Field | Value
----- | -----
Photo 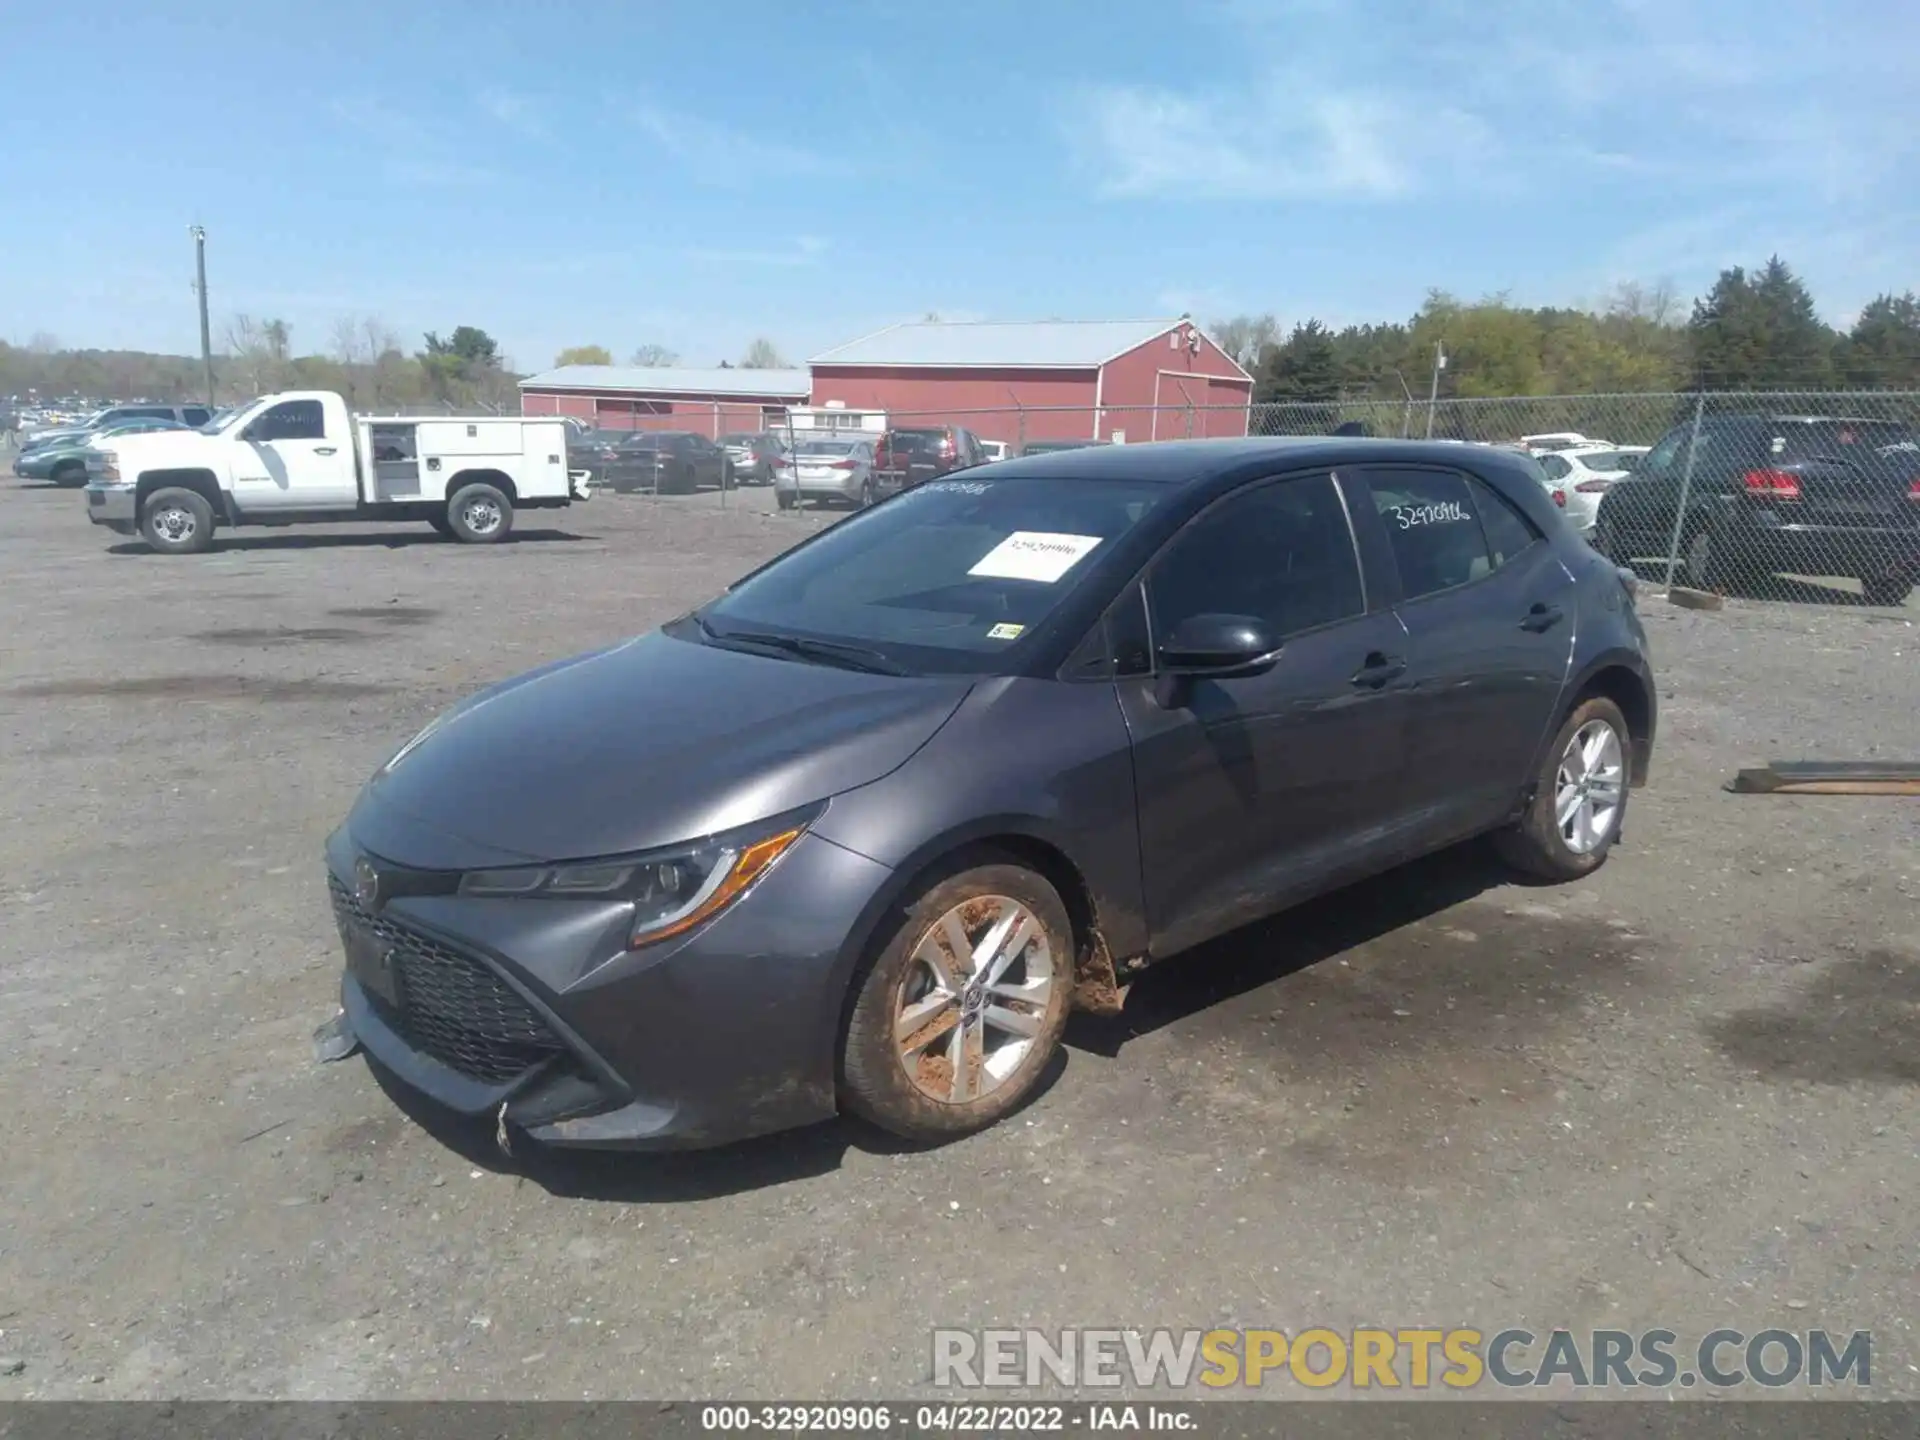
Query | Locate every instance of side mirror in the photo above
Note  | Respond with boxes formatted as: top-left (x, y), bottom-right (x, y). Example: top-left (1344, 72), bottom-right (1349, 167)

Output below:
top-left (1156, 613), bottom-right (1280, 677)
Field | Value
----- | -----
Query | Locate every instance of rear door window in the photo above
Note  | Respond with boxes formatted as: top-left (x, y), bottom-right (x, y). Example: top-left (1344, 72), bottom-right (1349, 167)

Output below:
top-left (1363, 469), bottom-right (1499, 599)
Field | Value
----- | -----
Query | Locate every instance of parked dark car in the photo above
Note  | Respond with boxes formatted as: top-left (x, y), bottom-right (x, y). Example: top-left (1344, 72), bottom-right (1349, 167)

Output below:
top-left (720, 432), bottom-right (789, 486)
top-left (323, 438), bottom-right (1655, 1154)
top-left (13, 417), bottom-right (190, 485)
top-left (22, 402), bottom-right (213, 451)
top-left (1592, 415), bottom-right (1920, 605)
top-left (565, 428), bottom-right (619, 486)
top-left (1020, 439), bottom-right (1108, 457)
top-left (599, 431), bottom-right (733, 494)
top-left (872, 425), bottom-right (988, 492)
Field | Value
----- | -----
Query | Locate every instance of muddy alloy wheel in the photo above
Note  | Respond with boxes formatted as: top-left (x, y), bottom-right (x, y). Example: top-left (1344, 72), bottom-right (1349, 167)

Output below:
top-left (139, 486), bottom-right (215, 555)
top-left (1493, 695), bottom-right (1630, 881)
top-left (840, 862), bottom-right (1073, 1141)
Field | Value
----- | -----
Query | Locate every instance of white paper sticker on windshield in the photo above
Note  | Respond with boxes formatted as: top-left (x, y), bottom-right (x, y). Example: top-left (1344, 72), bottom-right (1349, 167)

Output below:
top-left (968, 532), bottom-right (1104, 583)
top-left (986, 622), bottom-right (1026, 640)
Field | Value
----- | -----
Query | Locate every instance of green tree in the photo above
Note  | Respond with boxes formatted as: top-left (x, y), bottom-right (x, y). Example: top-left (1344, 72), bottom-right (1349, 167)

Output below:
top-left (420, 325), bottom-right (504, 404)
top-left (1255, 321), bottom-right (1342, 404)
top-left (554, 345), bottom-right (613, 367)
top-left (1837, 292), bottom-right (1920, 388)
top-left (1687, 257), bottom-right (1835, 388)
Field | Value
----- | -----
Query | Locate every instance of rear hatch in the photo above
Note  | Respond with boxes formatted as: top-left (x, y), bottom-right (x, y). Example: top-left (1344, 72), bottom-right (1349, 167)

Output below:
top-left (1754, 420), bottom-right (1920, 529)
top-left (887, 430), bottom-right (953, 482)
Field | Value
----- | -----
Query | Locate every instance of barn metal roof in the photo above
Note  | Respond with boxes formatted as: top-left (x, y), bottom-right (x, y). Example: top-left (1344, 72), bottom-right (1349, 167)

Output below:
top-left (518, 365), bottom-right (811, 398)
top-left (809, 319), bottom-right (1203, 370)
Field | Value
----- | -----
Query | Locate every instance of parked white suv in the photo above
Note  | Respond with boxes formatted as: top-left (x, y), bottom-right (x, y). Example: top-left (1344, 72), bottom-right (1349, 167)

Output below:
top-left (1534, 445), bottom-right (1650, 533)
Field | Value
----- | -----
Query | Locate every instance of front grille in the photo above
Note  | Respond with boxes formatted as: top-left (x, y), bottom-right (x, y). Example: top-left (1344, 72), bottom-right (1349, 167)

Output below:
top-left (329, 873), bottom-right (563, 1083)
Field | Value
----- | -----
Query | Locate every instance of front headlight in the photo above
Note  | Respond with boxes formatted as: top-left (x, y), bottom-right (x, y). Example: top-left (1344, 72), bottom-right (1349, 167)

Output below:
top-left (456, 807), bottom-right (817, 948)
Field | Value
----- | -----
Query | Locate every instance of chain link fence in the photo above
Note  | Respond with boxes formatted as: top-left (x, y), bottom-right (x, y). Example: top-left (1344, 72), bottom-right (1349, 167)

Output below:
top-left (584, 391), bottom-right (1920, 609)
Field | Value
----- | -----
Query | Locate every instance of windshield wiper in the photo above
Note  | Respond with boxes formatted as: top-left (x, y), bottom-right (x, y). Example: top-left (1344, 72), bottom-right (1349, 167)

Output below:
top-left (693, 616), bottom-right (912, 676)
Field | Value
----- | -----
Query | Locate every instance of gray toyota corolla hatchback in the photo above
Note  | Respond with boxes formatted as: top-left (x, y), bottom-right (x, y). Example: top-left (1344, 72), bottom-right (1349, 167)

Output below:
top-left (325, 438), bottom-right (1655, 1150)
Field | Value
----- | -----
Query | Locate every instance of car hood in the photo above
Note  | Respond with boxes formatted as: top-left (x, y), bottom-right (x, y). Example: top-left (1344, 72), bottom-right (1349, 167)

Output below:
top-left (351, 629), bottom-right (973, 867)
top-left (23, 427), bottom-right (89, 449)
top-left (99, 429), bottom-right (221, 467)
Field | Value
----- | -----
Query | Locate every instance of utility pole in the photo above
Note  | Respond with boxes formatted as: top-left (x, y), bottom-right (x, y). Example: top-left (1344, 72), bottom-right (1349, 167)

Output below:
top-left (1424, 342), bottom-right (1446, 438)
top-left (190, 225), bottom-right (214, 405)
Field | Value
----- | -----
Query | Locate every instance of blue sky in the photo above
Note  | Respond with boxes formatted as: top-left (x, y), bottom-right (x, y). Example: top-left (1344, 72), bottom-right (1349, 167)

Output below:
top-left (5, 0), bottom-right (1916, 369)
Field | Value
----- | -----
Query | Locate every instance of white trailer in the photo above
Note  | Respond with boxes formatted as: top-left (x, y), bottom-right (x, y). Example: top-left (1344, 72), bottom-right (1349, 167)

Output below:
top-left (83, 390), bottom-right (589, 554)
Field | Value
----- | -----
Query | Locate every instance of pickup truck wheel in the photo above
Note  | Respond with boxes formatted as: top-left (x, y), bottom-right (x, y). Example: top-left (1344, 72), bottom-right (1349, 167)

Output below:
top-left (840, 862), bottom-right (1072, 1142)
top-left (447, 483), bottom-right (513, 544)
top-left (140, 487), bottom-right (215, 555)
top-left (1493, 696), bottom-right (1630, 882)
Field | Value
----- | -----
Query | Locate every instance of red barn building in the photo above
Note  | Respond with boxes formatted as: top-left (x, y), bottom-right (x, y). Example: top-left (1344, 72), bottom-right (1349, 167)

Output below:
top-left (806, 318), bottom-right (1252, 448)
top-left (518, 365), bottom-right (811, 435)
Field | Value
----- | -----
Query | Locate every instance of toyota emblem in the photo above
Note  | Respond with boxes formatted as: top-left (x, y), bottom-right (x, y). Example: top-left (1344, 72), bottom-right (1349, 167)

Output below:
top-left (352, 856), bottom-right (381, 910)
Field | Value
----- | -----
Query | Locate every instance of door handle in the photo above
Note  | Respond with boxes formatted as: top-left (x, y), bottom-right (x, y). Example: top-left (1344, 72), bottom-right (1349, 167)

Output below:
top-left (1521, 602), bottom-right (1565, 632)
top-left (314, 446), bottom-right (337, 456)
top-left (1351, 652), bottom-right (1406, 689)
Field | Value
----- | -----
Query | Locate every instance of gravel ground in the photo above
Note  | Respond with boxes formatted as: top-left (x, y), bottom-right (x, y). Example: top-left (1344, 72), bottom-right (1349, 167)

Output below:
top-left (0, 478), bottom-right (1915, 1402)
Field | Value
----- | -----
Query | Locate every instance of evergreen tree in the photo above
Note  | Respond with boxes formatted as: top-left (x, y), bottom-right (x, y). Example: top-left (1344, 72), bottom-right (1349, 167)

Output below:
top-left (1688, 257), bottom-right (1834, 388)
top-left (1837, 293), bottom-right (1920, 388)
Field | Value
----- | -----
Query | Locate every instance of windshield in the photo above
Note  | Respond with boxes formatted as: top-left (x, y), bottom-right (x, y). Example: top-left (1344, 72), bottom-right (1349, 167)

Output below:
top-left (694, 475), bottom-right (1164, 674)
top-left (207, 404), bottom-right (257, 434)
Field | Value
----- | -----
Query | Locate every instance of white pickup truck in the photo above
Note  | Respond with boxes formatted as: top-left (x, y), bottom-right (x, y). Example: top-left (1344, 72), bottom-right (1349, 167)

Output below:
top-left (84, 390), bottom-right (589, 554)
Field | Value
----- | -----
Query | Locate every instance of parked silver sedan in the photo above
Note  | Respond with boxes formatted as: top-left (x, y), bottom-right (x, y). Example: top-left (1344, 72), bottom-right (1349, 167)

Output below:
top-left (774, 438), bottom-right (878, 510)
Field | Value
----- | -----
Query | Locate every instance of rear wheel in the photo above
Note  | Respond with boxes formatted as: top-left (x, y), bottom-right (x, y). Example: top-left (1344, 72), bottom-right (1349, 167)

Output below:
top-left (1862, 574), bottom-right (1913, 607)
top-left (858, 479), bottom-right (875, 508)
top-left (52, 461), bottom-right (88, 488)
top-left (140, 487), bottom-right (215, 555)
top-left (1685, 526), bottom-right (1729, 592)
top-left (447, 482), bottom-right (513, 544)
top-left (775, 491), bottom-right (796, 511)
top-left (1590, 513), bottom-right (1625, 563)
top-left (1494, 696), bottom-right (1630, 881)
top-left (840, 862), bottom-right (1073, 1142)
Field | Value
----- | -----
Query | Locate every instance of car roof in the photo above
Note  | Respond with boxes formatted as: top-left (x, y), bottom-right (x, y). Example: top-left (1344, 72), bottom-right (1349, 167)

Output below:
top-left (978, 436), bottom-right (1550, 488)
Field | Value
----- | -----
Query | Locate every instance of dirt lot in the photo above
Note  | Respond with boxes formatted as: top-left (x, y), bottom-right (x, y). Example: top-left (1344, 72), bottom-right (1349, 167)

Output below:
top-left (0, 479), bottom-right (1915, 1401)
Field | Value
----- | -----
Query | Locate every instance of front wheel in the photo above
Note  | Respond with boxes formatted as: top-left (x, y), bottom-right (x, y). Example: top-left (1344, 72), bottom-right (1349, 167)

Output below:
top-left (1493, 696), bottom-right (1630, 881)
top-left (840, 862), bottom-right (1073, 1142)
top-left (447, 482), bottom-right (513, 544)
top-left (140, 487), bottom-right (215, 555)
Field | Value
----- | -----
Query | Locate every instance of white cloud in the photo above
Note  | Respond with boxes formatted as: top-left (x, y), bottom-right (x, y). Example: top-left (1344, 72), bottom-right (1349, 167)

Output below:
top-left (479, 89), bottom-right (546, 138)
top-left (683, 237), bottom-right (831, 269)
top-left (632, 104), bottom-right (850, 183)
top-left (1067, 78), bottom-right (1436, 201)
